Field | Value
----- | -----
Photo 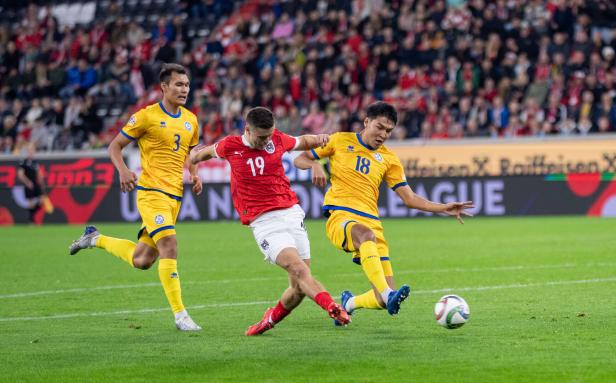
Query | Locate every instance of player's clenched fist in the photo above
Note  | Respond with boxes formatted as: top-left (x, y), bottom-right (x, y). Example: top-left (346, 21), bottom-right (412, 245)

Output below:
top-left (190, 174), bottom-right (203, 195)
top-left (119, 168), bottom-right (138, 192)
top-left (311, 162), bottom-right (328, 187)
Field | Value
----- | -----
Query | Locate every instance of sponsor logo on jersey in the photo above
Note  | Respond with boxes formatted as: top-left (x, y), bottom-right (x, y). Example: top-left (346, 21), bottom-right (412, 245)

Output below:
top-left (128, 115), bottom-right (136, 126)
top-left (160, 121), bottom-right (167, 128)
top-left (374, 153), bottom-right (383, 162)
top-left (347, 145), bottom-right (354, 152)
top-left (264, 141), bottom-right (275, 154)
top-left (260, 239), bottom-right (270, 250)
top-left (184, 121), bottom-right (192, 131)
top-left (155, 214), bottom-right (165, 225)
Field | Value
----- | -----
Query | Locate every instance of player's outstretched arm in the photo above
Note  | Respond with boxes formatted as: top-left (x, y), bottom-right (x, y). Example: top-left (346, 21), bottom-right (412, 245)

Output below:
top-left (395, 185), bottom-right (474, 224)
top-left (296, 134), bottom-right (329, 151)
top-left (294, 151), bottom-right (328, 187)
top-left (189, 144), bottom-right (217, 164)
top-left (108, 133), bottom-right (138, 192)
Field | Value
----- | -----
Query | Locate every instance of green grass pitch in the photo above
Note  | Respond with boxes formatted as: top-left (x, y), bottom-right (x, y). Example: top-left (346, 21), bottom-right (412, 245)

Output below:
top-left (1, 217), bottom-right (615, 382)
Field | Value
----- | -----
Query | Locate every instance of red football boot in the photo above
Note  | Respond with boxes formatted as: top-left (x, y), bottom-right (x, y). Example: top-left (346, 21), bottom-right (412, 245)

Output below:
top-left (327, 302), bottom-right (350, 326)
top-left (245, 307), bottom-right (275, 336)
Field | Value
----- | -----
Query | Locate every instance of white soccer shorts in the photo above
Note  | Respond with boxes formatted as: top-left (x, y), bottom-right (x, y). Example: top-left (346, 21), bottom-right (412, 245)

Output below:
top-left (249, 204), bottom-right (311, 264)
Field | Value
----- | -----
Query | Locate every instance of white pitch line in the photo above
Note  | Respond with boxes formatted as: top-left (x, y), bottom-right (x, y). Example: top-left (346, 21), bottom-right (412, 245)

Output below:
top-left (411, 276), bottom-right (616, 295)
top-left (2, 277), bottom-right (616, 323)
top-left (0, 262), bottom-right (608, 300)
top-left (0, 301), bottom-right (275, 322)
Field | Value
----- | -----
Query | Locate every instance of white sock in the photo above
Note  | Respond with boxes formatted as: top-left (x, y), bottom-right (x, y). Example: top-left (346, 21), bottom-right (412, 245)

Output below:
top-left (344, 297), bottom-right (356, 312)
top-left (174, 310), bottom-right (188, 321)
top-left (380, 287), bottom-right (394, 304)
top-left (89, 235), bottom-right (100, 247)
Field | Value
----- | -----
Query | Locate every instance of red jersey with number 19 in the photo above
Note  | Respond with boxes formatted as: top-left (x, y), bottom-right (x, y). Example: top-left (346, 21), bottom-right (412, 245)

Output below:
top-left (214, 130), bottom-right (300, 225)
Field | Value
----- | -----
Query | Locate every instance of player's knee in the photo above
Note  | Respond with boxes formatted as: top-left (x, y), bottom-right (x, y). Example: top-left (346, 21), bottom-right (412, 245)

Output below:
top-left (287, 261), bottom-right (310, 281)
top-left (156, 236), bottom-right (177, 258)
top-left (353, 225), bottom-right (376, 245)
top-left (133, 256), bottom-right (154, 270)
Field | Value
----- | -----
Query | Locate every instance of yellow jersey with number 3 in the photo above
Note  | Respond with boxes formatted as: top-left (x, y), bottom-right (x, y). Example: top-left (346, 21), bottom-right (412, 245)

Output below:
top-left (311, 132), bottom-right (407, 219)
top-left (121, 102), bottom-right (199, 197)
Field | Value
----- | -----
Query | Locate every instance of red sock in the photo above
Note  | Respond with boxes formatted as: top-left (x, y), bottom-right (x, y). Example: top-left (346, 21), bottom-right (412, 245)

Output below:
top-left (314, 291), bottom-right (335, 311)
top-left (271, 301), bottom-right (291, 323)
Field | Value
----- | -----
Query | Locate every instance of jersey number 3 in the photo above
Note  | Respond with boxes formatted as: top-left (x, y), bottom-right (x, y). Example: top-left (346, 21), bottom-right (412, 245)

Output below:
top-left (247, 156), bottom-right (265, 176)
top-left (355, 156), bottom-right (371, 174)
top-left (172, 134), bottom-right (181, 151)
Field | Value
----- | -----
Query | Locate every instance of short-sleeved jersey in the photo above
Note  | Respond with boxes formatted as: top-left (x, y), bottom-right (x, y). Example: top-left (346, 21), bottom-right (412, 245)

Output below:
top-left (215, 130), bottom-right (299, 225)
top-left (311, 132), bottom-right (407, 219)
top-left (121, 102), bottom-right (199, 197)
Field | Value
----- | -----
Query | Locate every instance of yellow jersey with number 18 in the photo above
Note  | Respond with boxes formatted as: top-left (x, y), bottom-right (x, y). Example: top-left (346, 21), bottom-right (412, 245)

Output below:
top-left (311, 132), bottom-right (407, 219)
top-left (121, 102), bottom-right (199, 198)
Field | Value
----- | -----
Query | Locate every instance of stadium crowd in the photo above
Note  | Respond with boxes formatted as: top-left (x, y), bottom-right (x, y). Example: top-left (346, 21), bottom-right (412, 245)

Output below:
top-left (1, 0), bottom-right (616, 155)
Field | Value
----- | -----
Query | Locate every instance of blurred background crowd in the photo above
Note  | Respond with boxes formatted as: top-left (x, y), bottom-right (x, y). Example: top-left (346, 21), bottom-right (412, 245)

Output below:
top-left (1, 0), bottom-right (616, 155)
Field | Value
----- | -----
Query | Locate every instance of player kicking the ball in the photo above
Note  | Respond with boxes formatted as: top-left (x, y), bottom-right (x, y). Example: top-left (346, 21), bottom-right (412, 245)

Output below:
top-left (190, 107), bottom-right (350, 336)
top-left (294, 101), bottom-right (474, 323)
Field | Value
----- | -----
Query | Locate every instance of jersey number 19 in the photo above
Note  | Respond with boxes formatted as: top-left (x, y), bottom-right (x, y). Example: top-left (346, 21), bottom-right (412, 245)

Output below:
top-left (247, 157), bottom-right (265, 176)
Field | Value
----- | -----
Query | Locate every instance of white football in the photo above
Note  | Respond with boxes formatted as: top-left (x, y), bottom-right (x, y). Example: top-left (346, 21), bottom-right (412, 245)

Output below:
top-left (434, 294), bottom-right (470, 329)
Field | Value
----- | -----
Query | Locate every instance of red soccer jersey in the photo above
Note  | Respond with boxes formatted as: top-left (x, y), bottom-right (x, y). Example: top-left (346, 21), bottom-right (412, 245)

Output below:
top-left (214, 130), bottom-right (300, 224)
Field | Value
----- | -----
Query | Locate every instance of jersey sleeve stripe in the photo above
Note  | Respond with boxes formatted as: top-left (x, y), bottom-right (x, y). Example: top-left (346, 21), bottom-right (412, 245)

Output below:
top-left (293, 136), bottom-right (300, 150)
top-left (213, 143), bottom-right (220, 158)
top-left (149, 225), bottom-right (175, 237)
top-left (391, 181), bottom-right (408, 191)
top-left (310, 148), bottom-right (320, 160)
top-left (121, 130), bottom-right (136, 140)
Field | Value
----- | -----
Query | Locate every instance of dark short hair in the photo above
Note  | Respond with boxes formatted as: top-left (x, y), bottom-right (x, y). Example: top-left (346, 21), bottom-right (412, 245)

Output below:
top-left (366, 101), bottom-right (398, 125)
top-left (159, 63), bottom-right (190, 84)
top-left (246, 107), bottom-right (274, 130)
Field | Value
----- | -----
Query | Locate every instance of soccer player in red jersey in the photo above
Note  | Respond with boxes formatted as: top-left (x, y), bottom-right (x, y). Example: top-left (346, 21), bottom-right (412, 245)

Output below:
top-left (190, 107), bottom-right (350, 335)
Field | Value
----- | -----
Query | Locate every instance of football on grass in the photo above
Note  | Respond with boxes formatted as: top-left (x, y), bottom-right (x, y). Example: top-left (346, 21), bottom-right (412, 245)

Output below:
top-left (434, 295), bottom-right (470, 329)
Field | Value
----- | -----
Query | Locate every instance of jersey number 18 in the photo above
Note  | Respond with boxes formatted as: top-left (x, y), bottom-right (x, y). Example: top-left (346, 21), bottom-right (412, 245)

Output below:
top-left (355, 155), bottom-right (371, 174)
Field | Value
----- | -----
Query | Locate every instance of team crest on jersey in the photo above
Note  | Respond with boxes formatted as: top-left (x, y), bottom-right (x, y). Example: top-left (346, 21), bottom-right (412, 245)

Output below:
top-left (128, 115), bottom-right (136, 126)
top-left (373, 153), bottom-right (383, 162)
top-left (184, 121), bottom-right (192, 131)
top-left (260, 239), bottom-right (270, 250)
top-left (264, 141), bottom-right (275, 154)
top-left (347, 145), bottom-right (355, 152)
top-left (160, 121), bottom-right (167, 128)
top-left (155, 214), bottom-right (165, 225)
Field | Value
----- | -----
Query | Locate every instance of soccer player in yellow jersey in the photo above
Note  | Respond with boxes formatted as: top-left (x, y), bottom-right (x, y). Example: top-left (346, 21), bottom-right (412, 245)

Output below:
top-left (69, 63), bottom-right (203, 331)
top-left (294, 101), bottom-right (474, 320)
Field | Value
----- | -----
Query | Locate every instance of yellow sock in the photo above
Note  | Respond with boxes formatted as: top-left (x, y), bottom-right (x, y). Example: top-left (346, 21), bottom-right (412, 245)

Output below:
top-left (96, 235), bottom-right (135, 267)
top-left (359, 241), bottom-right (389, 293)
top-left (354, 289), bottom-right (385, 310)
top-left (158, 258), bottom-right (185, 314)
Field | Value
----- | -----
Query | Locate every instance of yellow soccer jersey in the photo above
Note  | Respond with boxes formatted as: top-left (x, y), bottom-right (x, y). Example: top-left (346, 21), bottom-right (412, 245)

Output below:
top-left (121, 102), bottom-right (199, 197)
top-left (311, 132), bottom-right (407, 219)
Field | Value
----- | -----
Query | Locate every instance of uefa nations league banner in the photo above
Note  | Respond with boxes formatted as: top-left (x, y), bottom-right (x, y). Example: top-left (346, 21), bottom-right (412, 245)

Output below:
top-left (0, 170), bottom-right (615, 224)
top-left (1, 135), bottom-right (616, 224)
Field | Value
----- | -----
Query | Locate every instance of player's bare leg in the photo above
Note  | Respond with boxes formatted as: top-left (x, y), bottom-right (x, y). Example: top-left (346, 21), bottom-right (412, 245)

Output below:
top-left (246, 261), bottom-right (307, 336)
top-left (277, 248), bottom-right (350, 324)
top-left (156, 235), bottom-right (201, 331)
top-left (246, 253), bottom-right (349, 336)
